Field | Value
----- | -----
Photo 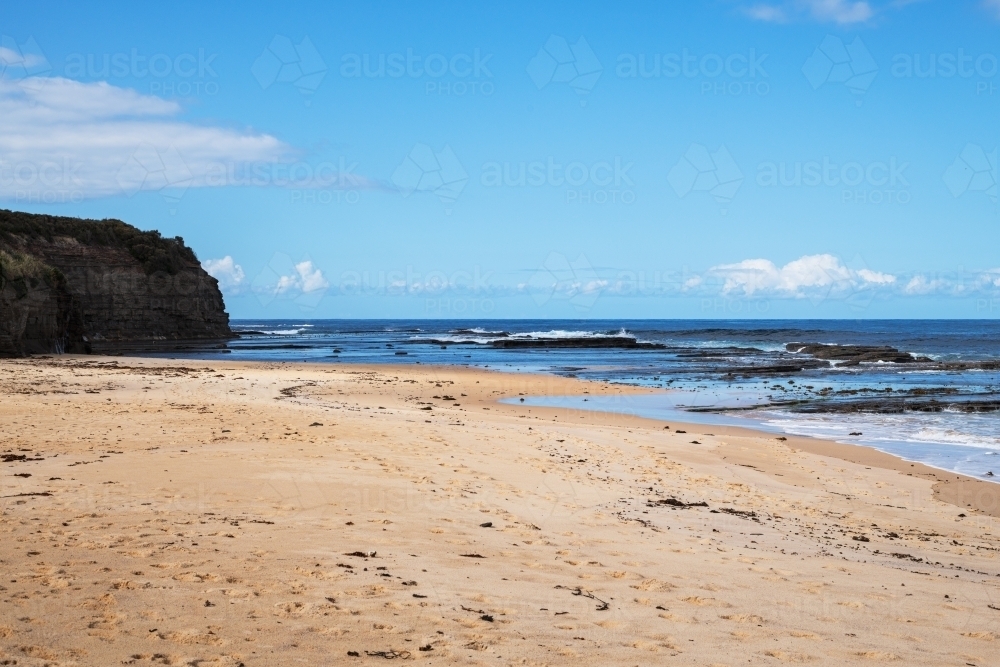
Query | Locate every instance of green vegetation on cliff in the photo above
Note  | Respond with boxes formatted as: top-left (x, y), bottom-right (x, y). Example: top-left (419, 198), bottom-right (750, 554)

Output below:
top-left (0, 247), bottom-right (64, 297)
top-left (0, 209), bottom-right (198, 275)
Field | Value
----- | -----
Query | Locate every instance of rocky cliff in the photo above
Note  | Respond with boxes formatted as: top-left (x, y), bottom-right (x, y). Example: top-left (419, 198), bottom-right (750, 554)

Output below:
top-left (0, 209), bottom-right (232, 357)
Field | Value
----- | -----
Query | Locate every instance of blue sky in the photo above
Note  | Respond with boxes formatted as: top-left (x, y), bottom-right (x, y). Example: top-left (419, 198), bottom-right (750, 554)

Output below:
top-left (2, 0), bottom-right (999, 319)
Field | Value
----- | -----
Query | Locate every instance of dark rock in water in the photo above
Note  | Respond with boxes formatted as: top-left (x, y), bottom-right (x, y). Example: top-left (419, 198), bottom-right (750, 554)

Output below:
top-left (786, 342), bottom-right (931, 365)
top-left (1, 209), bottom-right (232, 357)
top-left (722, 361), bottom-right (828, 376)
top-left (790, 397), bottom-right (1000, 414)
top-left (417, 334), bottom-right (664, 350)
top-left (489, 336), bottom-right (665, 350)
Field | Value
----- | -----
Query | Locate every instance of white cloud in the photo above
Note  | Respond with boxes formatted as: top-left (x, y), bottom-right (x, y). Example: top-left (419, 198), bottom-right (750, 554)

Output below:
top-left (856, 268), bottom-right (896, 285)
top-left (904, 275), bottom-right (947, 294)
top-left (274, 261), bottom-right (329, 294)
top-left (744, 4), bottom-right (788, 21)
top-left (742, 0), bottom-right (874, 23)
top-left (0, 76), bottom-right (292, 198)
top-left (709, 254), bottom-right (896, 297)
top-left (807, 0), bottom-right (873, 23)
top-left (202, 256), bottom-right (246, 292)
top-left (683, 276), bottom-right (703, 290)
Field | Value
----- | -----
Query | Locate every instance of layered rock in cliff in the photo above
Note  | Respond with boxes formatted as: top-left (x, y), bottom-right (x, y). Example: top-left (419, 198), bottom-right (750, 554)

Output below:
top-left (0, 209), bottom-right (232, 357)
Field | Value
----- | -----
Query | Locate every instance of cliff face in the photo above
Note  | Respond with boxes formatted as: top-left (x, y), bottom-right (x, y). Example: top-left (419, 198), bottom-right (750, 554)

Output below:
top-left (0, 210), bottom-right (232, 357)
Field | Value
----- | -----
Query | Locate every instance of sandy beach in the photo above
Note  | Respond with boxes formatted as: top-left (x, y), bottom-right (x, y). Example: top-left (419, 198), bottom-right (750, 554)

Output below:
top-left (2, 356), bottom-right (999, 666)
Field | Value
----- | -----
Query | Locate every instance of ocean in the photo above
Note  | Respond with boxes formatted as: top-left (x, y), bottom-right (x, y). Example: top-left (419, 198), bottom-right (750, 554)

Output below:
top-left (154, 319), bottom-right (1000, 482)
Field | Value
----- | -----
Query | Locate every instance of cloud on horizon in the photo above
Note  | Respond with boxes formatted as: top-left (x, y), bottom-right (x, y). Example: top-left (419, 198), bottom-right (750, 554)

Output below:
top-left (741, 0), bottom-right (875, 24)
top-left (204, 252), bottom-right (1000, 306)
top-left (708, 254), bottom-right (895, 297)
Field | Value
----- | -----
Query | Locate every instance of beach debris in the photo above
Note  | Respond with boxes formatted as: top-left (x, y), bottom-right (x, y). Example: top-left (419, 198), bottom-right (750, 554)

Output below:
top-left (460, 553), bottom-right (485, 558)
top-left (479, 521), bottom-right (493, 528)
top-left (461, 605), bottom-right (495, 621)
top-left (852, 535), bottom-right (870, 542)
top-left (2, 453), bottom-right (43, 462)
top-left (419, 644), bottom-right (433, 651)
top-left (889, 552), bottom-right (923, 563)
top-left (1, 491), bottom-right (52, 498)
top-left (717, 507), bottom-right (760, 522)
top-left (309, 422), bottom-right (323, 426)
top-left (366, 650), bottom-right (411, 659)
top-left (344, 551), bottom-right (377, 558)
top-left (675, 430), bottom-right (686, 433)
top-left (555, 585), bottom-right (609, 611)
top-left (347, 651), bottom-right (360, 657)
top-left (412, 593), bottom-right (427, 598)
top-left (647, 497), bottom-right (708, 509)
top-left (14, 473), bottom-right (31, 477)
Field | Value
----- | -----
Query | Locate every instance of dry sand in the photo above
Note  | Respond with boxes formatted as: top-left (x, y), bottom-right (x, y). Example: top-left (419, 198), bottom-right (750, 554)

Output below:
top-left (1, 356), bottom-right (999, 666)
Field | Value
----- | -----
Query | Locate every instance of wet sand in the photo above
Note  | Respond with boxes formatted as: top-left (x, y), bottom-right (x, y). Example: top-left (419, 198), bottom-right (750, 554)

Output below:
top-left (1, 356), bottom-right (999, 666)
